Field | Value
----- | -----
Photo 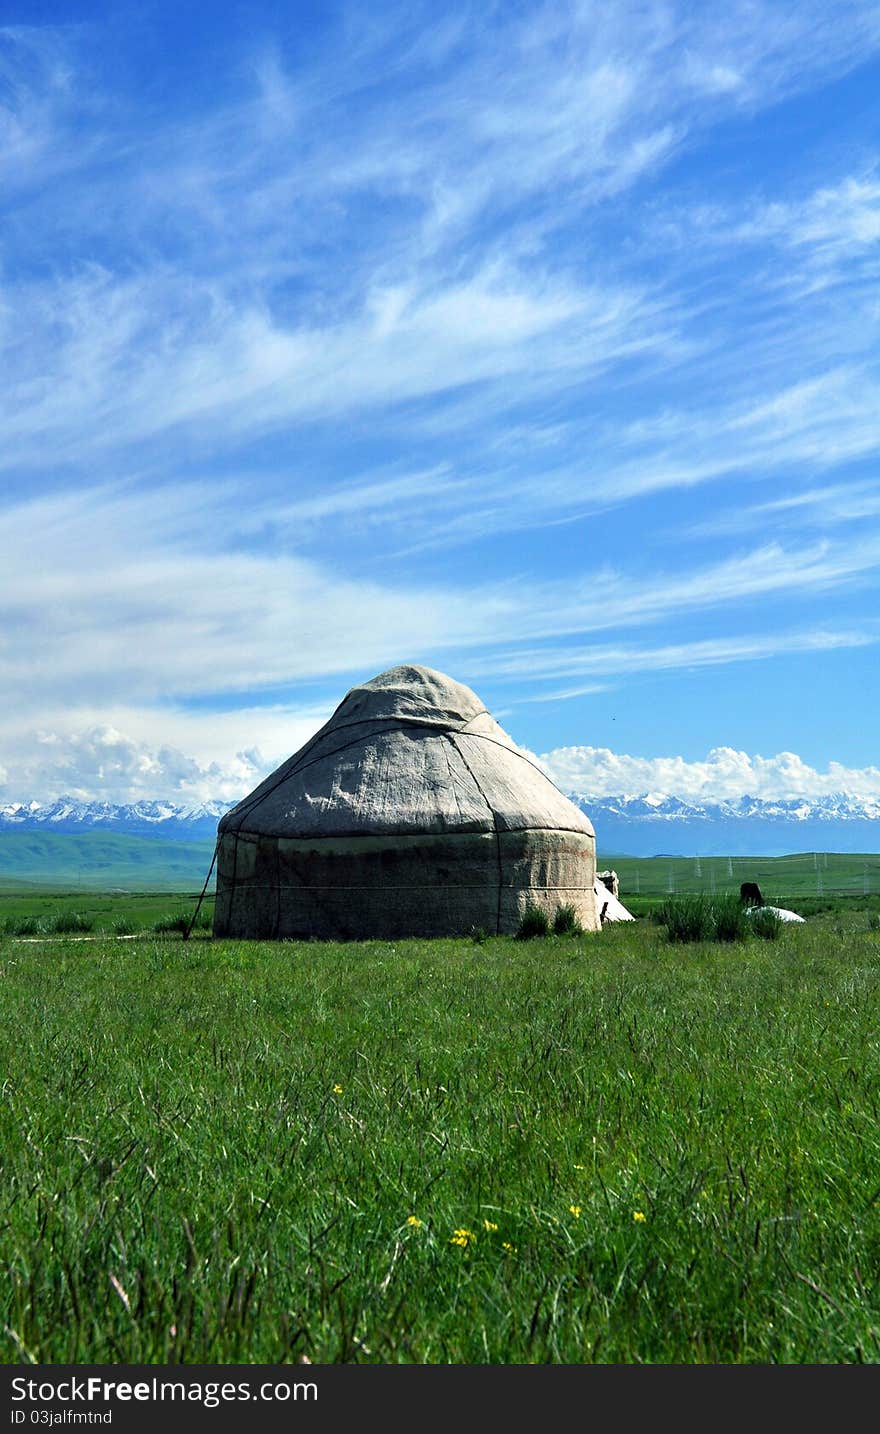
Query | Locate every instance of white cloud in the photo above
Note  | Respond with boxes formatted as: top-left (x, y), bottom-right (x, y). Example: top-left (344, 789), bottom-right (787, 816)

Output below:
top-left (0, 261), bottom-right (669, 473)
top-left (0, 25), bottom-right (80, 191)
top-left (683, 479), bottom-right (880, 540)
top-left (493, 626), bottom-right (878, 688)
top-left (4, 7), bottom-right (880, 482)
top-left (538, 744), bottom-right (880, 802)
top-left (3, 483), bottom-right (880, 731)
top-left (8, 714), bottom-right (880, 808)
top-left (0, 703), bottom-right (330, 804)
top-left (310, 366), bottom-right (880, 554)
top-left (652, 167), bottom-right (880, 304)
top-left (735, 174), bottom-right (880, 294)
top-left (28, 725), bottom-right (250, 804)
top-left (603, 369), bottom-right (880, 503)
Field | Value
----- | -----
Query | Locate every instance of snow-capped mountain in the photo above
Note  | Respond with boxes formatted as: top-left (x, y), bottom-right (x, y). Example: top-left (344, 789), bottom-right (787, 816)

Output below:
top-left (0, 797), bottom-right (230, 839)
top-left (569, 793), bottom-right (880, 856)
top-left (1, 792), bottom-right (879, 854)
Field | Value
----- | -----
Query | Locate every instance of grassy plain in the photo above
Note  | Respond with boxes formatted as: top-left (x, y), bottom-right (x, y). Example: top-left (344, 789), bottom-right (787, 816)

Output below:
top-left (2, 848), bottom-right (878, 936)
top-left (0, 889), bottom-right (214, 935)
top-left (3, 834), bottom-right (879, 907)
top-left (0, 831), bottom-right (216, 890)
top-left (604, 850), bottom-right (880, 917)
top-left (2, 901), bottom-right (880, 1363)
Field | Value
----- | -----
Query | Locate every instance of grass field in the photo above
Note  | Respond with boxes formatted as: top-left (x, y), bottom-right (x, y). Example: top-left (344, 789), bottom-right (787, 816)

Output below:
top-left (3, 834), bottom-right (879, 910)
top-left (2, 901), bottom-right (880, 1363)
top-left (604, 851), bottom-right (880, 917)
top-left (2, 849), bottom-right (878, 936)
top-left (0, 889), bottom-right (215, 936)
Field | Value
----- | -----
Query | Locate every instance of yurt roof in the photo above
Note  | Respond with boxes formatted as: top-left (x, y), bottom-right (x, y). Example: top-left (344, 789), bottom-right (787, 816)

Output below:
top-left (219, 663), bottom-right (594, 841)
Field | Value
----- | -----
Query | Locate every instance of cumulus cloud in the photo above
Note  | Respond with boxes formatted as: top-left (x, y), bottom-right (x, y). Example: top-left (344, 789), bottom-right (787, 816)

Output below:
top-left (0, 703), bottom-right (331, 805)
top-left (538, 745), bottom-right (880, 802)
top-left (14, 726), bottom-right (264, 805)
top-left (8, 720), bottom-right (880, 808)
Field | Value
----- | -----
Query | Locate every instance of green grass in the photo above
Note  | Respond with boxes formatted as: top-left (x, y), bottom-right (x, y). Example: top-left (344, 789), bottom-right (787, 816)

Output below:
top-left (2, 915), bottom-right (44, 936)
top-left (656, 893), bottom-right (752, 944)
top-left (552, 903), bottom-right (583, 936)
top-left (748, 907), bottom-right (784, 942)
top-left (515, 903), bottom-right (551, 939)
top-left (48, 911), bottom-right (94, 934)
top-left (153, 909), bottom-right (212, 936)
top-left (0, 891), bottom-right (214, 936)
top-left (152, 912), bottom-right (194, 935)
top-left (2, 911), bottom-right (880, 1363)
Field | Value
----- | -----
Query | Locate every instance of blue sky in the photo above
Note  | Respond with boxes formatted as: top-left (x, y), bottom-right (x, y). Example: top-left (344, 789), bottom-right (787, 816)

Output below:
top-left (2, 1), bottom-right (880, 805)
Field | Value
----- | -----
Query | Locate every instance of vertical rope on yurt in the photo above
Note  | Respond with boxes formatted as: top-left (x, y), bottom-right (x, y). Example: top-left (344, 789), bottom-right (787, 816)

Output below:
top-left (184, 840), bottom-right (219, 942)
top-left (448, 734), bottom-right (504, 936)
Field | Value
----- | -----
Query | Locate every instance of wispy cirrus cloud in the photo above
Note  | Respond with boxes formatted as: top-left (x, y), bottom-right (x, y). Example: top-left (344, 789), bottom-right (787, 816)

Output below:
top-left (683, 479), bottom-right (880, 541)
top-left (496, 627), bottom-right (878, 696)
top-left (677, 171), bottom-right (880, 298)
top-left (2, 483), bottom-right (879, 727)
top-left (385, 369), bottom-right (880, 554)
top-left (0, 24), bottom-right (82, 190)
top-left (0, 263), bottom-right (671, 474)
top-left (3, 5), bottom-right (880, 483)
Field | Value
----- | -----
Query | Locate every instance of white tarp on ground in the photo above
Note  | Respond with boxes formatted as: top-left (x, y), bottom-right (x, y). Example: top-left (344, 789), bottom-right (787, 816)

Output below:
top-left (594, 877), bottom-right (635, 923)
top-left (746, 905), bottom-right (806, 924)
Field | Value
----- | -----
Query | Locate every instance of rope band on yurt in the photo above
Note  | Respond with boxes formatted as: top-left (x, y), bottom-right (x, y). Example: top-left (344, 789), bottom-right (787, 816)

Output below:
top-left (224, 718), bottom-right (577, 838)
top-left (447, 733), bottom-right (504, 936)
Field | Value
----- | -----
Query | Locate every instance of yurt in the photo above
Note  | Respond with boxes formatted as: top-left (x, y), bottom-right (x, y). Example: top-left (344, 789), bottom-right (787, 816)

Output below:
top-left (213, 663), bottom-right (600, 939)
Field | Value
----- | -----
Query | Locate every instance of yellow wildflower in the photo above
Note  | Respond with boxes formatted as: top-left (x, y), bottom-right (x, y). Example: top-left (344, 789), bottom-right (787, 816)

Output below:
top-left (569, 1205), bottom-right (581, 1219)
top-left (332, 1084), bottom-right (343, 1094)
top-left (483, 1219), bottom-right (498, 1232)
top-left (450, 1227), bottom-right (475, 1248)
top-left (633, 1210), bottom-right (647, 1223)
top-left (406, 1216), bottom-right (423, 1228)
top-left (502, 1241), bottom-right (517, 1254)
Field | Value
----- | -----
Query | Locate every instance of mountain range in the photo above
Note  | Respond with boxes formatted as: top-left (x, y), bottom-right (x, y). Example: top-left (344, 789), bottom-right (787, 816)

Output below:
top-left (2, 793), bottom-right (880, 856)
top-left (567, 792), bottom-right (880, 856)
top-left (0, 798), bottom-right (227, 840)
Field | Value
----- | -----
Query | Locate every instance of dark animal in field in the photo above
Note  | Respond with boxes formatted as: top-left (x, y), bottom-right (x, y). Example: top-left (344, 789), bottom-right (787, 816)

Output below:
top-left (740, 881), bottom-right (764, 907)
